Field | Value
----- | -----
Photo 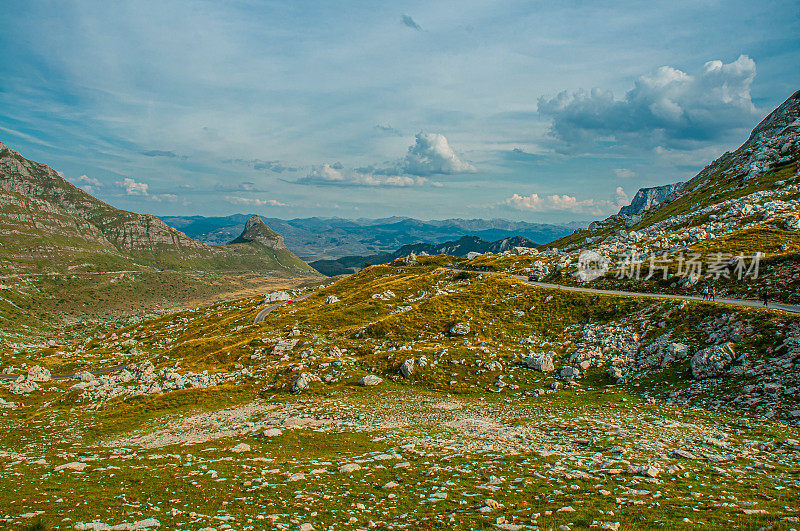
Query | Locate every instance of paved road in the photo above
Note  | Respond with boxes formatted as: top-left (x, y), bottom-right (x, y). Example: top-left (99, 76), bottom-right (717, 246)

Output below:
top-left (513, 276), bottom-right (800, 314)
top-left (254, 292), bottom-right (314, 324)
top-left (0, 364), bottom-right (127, 381)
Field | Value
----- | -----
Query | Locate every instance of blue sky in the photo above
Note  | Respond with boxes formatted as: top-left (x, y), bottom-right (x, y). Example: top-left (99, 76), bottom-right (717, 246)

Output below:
top-left (1, 0), bottom-right (799, 222)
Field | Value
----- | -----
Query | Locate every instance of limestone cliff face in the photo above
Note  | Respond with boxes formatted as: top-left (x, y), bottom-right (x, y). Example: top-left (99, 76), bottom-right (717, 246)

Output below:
top-left (228, 215), bottom-right (288, 250)
top-left (618, 183), bottom-right (685, 216)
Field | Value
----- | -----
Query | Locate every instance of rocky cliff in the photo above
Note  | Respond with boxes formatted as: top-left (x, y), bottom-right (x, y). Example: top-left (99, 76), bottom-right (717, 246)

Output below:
top-left (618, 182), bottom-right (685, 216)
top-left (228, 215), bottom-right (288, 250)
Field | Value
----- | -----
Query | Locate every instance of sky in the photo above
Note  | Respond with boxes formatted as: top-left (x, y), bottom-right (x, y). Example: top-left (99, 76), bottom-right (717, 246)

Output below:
top-left (1, 0), bottom-right (799, 223)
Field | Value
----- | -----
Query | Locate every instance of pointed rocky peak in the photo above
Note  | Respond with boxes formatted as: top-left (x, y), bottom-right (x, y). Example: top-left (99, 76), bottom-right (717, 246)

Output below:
top-left (228, 214), bottom-right (287, 250)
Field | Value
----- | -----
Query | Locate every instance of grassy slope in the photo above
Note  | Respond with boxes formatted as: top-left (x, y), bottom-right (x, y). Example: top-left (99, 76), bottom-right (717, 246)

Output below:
top-left (2, 258), bottom-right (799, 529)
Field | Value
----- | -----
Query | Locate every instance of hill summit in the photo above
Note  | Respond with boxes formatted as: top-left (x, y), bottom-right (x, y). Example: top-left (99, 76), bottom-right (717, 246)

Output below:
top-left (229, 215), bottom-right (288, 250)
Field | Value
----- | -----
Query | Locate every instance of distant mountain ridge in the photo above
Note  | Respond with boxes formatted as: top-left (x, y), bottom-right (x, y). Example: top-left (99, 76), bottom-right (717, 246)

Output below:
top-left (0, 142), bottom-right (315, 275)
top-left (160, 214), bottom-right (581, 260)
top-left (309, 235), bottom-right (538, 276)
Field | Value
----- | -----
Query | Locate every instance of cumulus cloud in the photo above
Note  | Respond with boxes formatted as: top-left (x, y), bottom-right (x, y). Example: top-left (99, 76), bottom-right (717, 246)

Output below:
top-left (538, 55), bottom-right (759, 152)
top-left (402, 14), bottom-right (422, 31)
top-left (115, 177), bottom-right (149, 196)
top-left (224, 196), bottom-right (287, 206)
top-left (503, 187), bottom-right (629, 215)
top-left (614, 168), bottom-right (637, 179)
top-left (72, 174), bottom-right (102, 194)
top-left (402, 132), bottom-right (476, 176)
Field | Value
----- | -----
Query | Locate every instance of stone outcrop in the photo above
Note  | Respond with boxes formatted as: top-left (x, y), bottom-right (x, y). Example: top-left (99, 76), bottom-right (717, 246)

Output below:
top-left (618, 183), bottom-right (685, 216)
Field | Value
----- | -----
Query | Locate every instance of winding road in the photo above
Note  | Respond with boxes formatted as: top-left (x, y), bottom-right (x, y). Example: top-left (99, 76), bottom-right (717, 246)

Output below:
top-left (254, 292), bottom-right (314, 324)
top-left (513, 276), bottom-right (800, 314)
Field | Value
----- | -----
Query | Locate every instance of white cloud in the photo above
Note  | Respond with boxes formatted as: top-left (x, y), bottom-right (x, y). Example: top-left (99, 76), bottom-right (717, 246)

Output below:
top-left (297, 163), bottom-right (428, 187)
top-left (614, 186), bottom-right (629, 206)
top-left (538, 55), bottom-right (760, 152)
top-left (224, 196), bottom-right (287, 206)
top-left (614, 168), bottom-right (637, 179)
top-left (503, 186), bottom-right (629, 215)
top-left (150, 193), bottom-right (178, 202)
top-left (76, 174), bottom-right (102, 187)
top-left (115, 177), bottom-right (149, 195)
top-left (402, 132), bottom-right (476, 176)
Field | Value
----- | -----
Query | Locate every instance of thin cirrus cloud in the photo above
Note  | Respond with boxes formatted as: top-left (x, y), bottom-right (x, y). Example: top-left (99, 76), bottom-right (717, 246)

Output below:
top-left (224, 196), bottom-right (287, 207)
top-left (401, 14), bottom-right (422, 31)
top-left (538, 55), bottom-right (760, 153)
top-left (140, 149), bottom-right (179, 158)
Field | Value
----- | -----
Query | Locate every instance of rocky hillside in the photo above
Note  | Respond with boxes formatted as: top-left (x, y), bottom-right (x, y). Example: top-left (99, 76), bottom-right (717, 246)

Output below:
top-left (464, 90), bottom-right (800, 302)
top-left (0, 142), bottom-right (316, 275)
top-left (2, 256), bottom-right (799, 530)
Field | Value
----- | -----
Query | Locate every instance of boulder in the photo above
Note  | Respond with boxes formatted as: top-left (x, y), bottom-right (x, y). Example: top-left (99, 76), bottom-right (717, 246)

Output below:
top-left (324, 295), bottom-right (340, 305)
top-left (560, 366), bottom-right (579, 379)
top-left (785, 216), bottom-right (800, 231)
top-left (691, 342), bottom-right (736, 379)
top-left (358, 375), bottom-right (383, 386)
top-left (523, 352), bottom-right (555, 372)
top-left (292, 374), bottom-right (311, 393)
top-left (264, 290), bottom-right (291, 303)
top-left (9, 379), bottom-right (38, 395)
top-left (263, 428), bottom-right (283, 437)
top-left (230, 443), bottom-right (251, 453)
top-left (76, 370), bottom-right (95, 382)
top-left (26, 365), bottom-right (51, 382)
top-left (449, 322), bottom-right (470, 336)
top-left (399, 359), bottom-right (414, 378)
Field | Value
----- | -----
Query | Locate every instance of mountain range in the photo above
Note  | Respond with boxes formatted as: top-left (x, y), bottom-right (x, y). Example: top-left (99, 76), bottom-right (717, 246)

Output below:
top-left (159, 215), bottom-right (583, 261)
top-left (0, 142), bottom-right (314, 275)
top-left (309, 234), bottom-right (538, 276)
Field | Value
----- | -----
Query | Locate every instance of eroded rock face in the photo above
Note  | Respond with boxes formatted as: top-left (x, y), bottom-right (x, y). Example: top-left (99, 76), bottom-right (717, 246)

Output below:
top-left (691, 342), bottom-right (736, 379)
top-left (229, 215), bottom-right (288, 250)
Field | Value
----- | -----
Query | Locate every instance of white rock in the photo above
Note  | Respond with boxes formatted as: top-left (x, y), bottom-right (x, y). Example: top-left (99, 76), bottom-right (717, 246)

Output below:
top-left (524, 352), bottom-right (555, 372)
top-left (263, 428), bottom-right (283, 437)
top-left (338, 463), bottom-right (362, 473)
top-left (55, 462), bottom-right (88, 472)
top-left (324, 295), bottom-right (340, 305)
top-left (230, 443), bottom-right (251, 453)
top-left (26, 365), bottom-right (51, 382)
top-left (358, 375), bottom-right (383, 386)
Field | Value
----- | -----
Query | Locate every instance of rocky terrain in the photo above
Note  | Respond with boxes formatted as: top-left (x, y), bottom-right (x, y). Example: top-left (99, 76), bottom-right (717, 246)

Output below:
top-left (2, 256), bottom-right (799, 530)
top-left (0, 141), bottom-right (315, 275)
top-left (2, 94), bottom-right (800, 531)
top-left (462, 90), bottom-right (800, 303)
